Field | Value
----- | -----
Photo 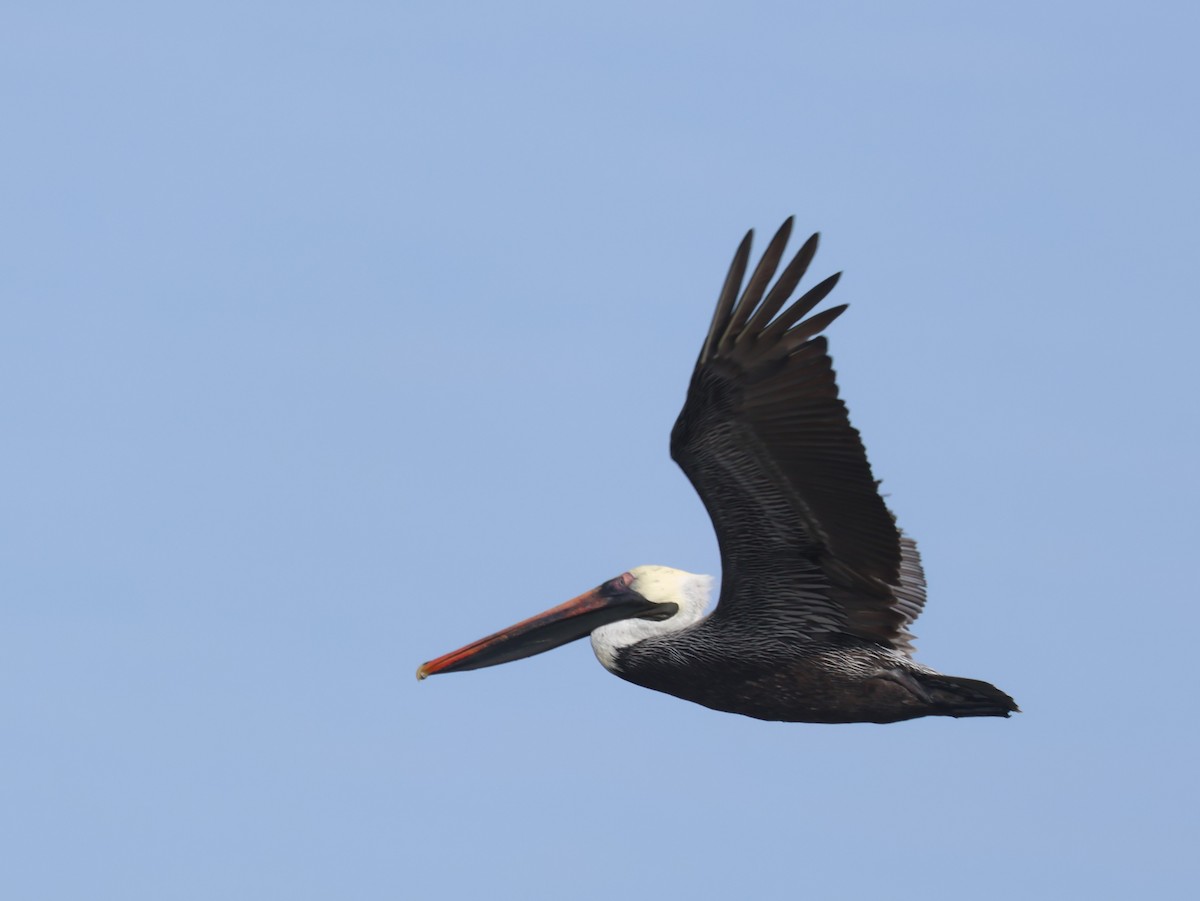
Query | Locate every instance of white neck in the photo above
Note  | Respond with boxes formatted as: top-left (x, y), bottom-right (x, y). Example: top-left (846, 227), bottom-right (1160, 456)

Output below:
top-left (590, 565), bottom-right (713, 672)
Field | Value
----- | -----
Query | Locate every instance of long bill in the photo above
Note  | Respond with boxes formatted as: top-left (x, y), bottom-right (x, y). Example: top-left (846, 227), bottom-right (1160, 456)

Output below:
top-left (417, 573), bottom-right (675, 679)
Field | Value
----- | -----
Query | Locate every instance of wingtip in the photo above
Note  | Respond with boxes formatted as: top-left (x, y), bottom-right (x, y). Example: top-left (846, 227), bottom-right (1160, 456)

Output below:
top-left (770, 217), bottom-right (795, 248)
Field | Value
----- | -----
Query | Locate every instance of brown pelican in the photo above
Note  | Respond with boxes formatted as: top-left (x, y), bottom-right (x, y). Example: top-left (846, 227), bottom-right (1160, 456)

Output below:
top-left (418, 219), bottom-right (1018, 724)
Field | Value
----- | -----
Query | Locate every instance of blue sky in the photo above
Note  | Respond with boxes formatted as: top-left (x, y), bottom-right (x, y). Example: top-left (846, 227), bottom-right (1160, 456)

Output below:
top-left (3, 2), bottom-right (1197, 898)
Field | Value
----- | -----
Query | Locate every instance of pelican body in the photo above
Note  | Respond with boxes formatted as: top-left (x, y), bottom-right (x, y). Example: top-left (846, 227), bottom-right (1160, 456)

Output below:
top-left (418, 220), bottom-right (1018, 724)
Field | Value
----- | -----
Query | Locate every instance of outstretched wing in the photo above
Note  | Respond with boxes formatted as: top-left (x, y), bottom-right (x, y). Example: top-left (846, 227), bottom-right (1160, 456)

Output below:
top-left (670, 218), bottom-right (926, 652)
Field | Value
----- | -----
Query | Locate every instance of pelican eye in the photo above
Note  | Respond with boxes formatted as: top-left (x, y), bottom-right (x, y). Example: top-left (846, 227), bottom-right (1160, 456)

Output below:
top-left (609, 572), bottom-right (634, 592)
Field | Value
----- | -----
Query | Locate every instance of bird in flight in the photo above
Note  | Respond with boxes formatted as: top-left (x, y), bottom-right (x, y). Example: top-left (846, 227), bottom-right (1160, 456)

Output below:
top-left (418, 219), bottom-right (1018, 723)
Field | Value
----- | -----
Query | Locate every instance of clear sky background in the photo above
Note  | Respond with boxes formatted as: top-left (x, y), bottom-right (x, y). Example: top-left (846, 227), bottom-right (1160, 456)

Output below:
top-left (3, 2), bottom-right (1197, 899)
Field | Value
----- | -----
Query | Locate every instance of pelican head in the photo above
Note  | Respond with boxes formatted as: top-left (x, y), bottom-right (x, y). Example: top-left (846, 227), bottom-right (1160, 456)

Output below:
top-left (590, 566), bottom-right (713, 671)
top-left (416, 565), bottom-right (713, 680)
